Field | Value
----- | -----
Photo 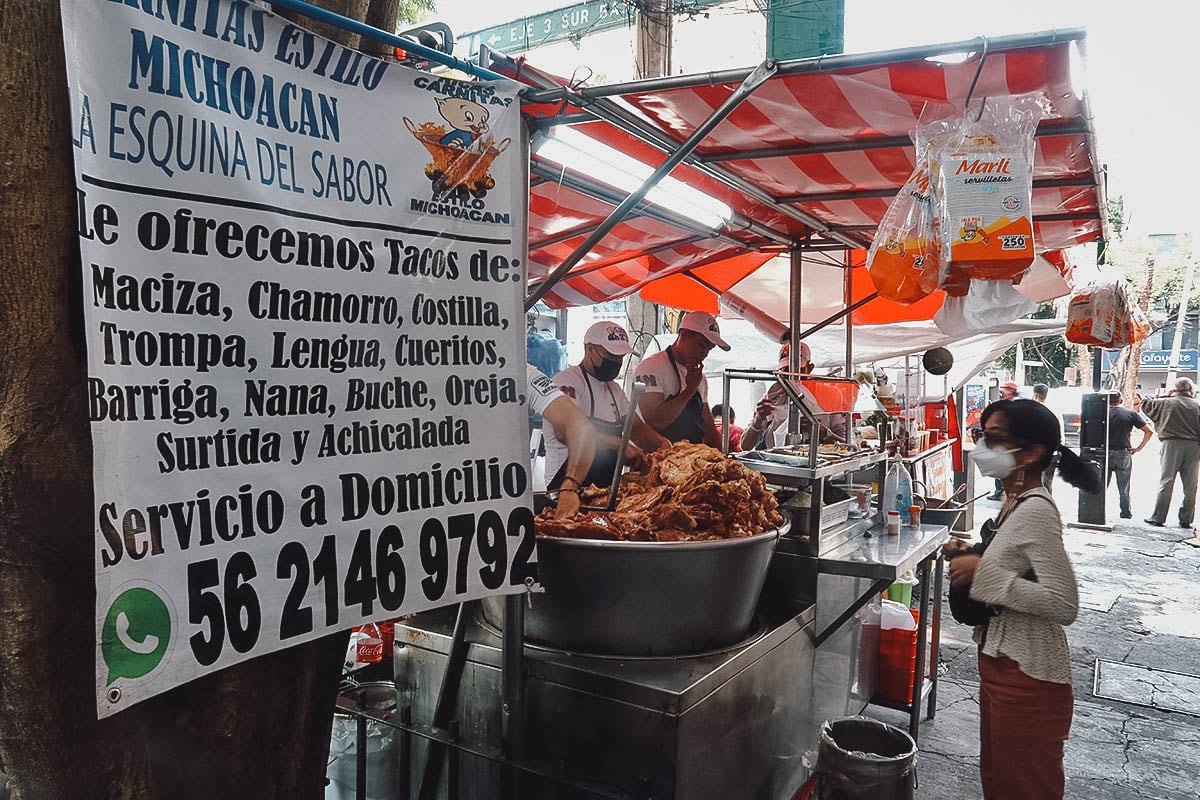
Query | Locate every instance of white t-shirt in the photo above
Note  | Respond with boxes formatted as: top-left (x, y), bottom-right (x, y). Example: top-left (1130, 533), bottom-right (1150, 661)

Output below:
top-left (754, 383), bottom-right (846, 447)
top-left (543, 364), bottom-right (630, 480)
top-left (526, 364), bottom-right (563, 416)
top-left (633, 349), bottom-right (709, 404)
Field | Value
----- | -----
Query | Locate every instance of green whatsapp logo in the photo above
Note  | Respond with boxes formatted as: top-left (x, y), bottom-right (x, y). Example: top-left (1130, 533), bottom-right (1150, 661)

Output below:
top-left (102, 587), bottom-right (171, 685)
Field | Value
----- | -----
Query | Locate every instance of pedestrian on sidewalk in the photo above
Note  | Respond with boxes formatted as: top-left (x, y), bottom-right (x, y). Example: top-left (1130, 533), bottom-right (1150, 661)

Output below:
top-left (1033, 383), bottom-right (1058, 488)
top-left (1139, 378), bottom-right (1200, 529)
top-left (943, 398), bottom-right (1101, 800)
top-left (1106, 392), bottom-right (1152, 519)
top-left (984, 381), bottom-right (1020, 501)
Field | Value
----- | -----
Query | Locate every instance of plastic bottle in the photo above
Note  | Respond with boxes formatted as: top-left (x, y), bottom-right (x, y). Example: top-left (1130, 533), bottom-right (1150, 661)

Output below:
top-left (883, 462), bottom-right (914, 516)
top-left (355, 623), bottom-right (384, 665)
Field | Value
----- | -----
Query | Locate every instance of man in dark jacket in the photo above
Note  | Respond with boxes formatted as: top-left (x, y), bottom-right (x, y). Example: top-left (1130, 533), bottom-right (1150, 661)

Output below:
top-left (1107, 392), bottom-right (1152, 519)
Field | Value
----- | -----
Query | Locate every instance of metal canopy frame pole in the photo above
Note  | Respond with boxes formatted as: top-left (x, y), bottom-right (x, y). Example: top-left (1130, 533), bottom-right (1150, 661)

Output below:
top-left (527, 162), bottom-right (744, 246)
top-left (777, 171), bottom-right (1094, 204)
top-left (524, 60), bottom-right (779, 311)
top-left (788, 249), bottom-right (804, 437)
top-left (799, 292), bottom-right (880, 341)
top-left (417, 601), bottom-right (476, 800)
top-left (523, 28), bottom-right (1085, 102)
top-left (502, 56), bottom-right (855, 251)
top-left (268, 0), bottom-right (511, 81)
top-left (844, 251), bottom-right (854, 377)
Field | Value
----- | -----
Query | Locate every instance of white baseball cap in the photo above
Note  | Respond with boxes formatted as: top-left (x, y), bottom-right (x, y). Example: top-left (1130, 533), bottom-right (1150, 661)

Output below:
top-left (583, 321), bottom-right (634, 356)
top-left (679, 312), bottom-right (731, 351)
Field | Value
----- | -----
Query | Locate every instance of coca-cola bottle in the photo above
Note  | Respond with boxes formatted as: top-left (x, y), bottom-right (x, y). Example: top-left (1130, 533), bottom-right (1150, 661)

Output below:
top-left (355, 623), bottom-right (384, 665)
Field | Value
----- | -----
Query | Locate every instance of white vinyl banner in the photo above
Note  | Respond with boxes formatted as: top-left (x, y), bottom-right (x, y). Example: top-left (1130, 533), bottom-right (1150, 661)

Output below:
top-left (61, 0), bottom-right (532, 717)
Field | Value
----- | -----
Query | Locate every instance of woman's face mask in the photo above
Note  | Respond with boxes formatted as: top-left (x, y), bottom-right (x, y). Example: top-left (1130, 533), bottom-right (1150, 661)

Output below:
top-left (972, 440), bottom-right (1019, 479)
top-left (591, 354), bottom-right (623, 382)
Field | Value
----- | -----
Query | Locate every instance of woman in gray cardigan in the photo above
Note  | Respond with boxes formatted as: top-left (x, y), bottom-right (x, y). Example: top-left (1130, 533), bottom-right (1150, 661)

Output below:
top-left (944, 398), bottom-right (1101, 799)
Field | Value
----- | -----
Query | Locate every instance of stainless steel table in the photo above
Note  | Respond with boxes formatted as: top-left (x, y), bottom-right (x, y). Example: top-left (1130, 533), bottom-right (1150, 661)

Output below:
top-left (818, 524), bottom-right (949, 740)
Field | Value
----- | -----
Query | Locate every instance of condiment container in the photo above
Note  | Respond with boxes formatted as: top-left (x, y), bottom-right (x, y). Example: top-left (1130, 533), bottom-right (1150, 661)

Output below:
top-left (908, 505), bottom-right (922, 527)
top-left (886, 510), bottom-right (901, 536)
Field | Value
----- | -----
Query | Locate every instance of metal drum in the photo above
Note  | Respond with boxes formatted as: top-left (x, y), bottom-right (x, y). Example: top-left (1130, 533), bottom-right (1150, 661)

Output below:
top-left (481, 525), bottom-right (784, 657)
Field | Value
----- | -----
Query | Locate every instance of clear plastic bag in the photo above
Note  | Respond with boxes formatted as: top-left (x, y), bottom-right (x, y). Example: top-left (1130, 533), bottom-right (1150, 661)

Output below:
top-left (866, 162), bottom-right (941, 304)
top-left (921, 94), bottom-right (1047, 283)
top-left (1066, 277), bottom-right (1149, 347)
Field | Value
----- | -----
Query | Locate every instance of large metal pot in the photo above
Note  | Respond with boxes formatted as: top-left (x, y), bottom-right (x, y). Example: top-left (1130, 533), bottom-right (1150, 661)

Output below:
top-left (481, 525), bottom-right (784, 657)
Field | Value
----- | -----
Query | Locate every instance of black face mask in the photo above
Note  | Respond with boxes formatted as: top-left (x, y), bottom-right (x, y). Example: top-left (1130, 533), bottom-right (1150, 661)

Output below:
top-left (591, 355), bottom-right (623, 382)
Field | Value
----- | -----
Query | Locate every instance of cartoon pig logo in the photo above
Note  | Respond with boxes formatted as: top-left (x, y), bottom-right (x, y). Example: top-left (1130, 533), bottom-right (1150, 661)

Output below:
top-left (435, 98), bottom-right (490, 149)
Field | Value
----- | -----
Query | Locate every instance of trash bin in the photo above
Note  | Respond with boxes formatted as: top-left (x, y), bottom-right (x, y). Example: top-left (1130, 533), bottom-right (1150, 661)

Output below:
top-left (326, 682), bottom-right (399, 800)
top-left (815, 717), bottom-right (917, 799)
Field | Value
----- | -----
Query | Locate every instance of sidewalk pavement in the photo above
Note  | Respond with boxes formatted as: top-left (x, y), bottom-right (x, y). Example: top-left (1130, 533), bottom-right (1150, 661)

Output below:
top-left (867, 440), bottom-right (1200, 799)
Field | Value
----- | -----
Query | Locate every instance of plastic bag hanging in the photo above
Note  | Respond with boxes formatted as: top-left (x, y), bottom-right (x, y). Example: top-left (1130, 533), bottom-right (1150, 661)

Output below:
top-left (1066, 277), bottom-right (1150, 348)
top-left (921, 94), bottom-right (1047, 283)
top-left (865, 160), bottom-right (941, 304)
top-left (934, 278), bottom-right (1037, 336)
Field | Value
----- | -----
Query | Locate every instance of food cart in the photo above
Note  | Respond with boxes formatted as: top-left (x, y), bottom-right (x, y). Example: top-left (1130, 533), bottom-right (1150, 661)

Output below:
top-left (270, 3), bottom-right (1109, 796)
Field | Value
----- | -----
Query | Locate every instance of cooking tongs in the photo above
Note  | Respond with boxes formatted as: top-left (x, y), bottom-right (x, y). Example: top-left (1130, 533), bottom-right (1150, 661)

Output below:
top-left (601, 381), bottom-right (645, 512)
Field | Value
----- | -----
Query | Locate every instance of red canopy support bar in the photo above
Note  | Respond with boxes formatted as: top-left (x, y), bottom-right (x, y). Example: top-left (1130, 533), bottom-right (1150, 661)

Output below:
top-left (504, 55), bottom-right (854, 250)
top-left (524, 60), bottom-right (779, 311)
top-left (522, 28), bottom-right (1087, 104)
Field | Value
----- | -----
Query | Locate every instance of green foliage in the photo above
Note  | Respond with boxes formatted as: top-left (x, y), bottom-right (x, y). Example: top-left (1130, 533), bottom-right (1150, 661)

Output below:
top-left (1108, 196), bottom-right (1125, 238)
top-left (396, 0), bottom-right (435, 25)
top-left (995, 302), bottom-right (1074, 386)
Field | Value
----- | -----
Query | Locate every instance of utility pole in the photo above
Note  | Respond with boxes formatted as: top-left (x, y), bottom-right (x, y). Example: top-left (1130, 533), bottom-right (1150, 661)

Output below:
top-left (626, 0), bottom-right (673, 356)
top-left (1166, 244), bottom-right (1197, 387)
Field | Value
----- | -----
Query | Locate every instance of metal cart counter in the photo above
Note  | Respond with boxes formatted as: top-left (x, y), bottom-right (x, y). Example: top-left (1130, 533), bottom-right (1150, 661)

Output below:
top-left (817, 524), bottom-right (950, 739)
top-left (395, 602), bottom-right (820, 799)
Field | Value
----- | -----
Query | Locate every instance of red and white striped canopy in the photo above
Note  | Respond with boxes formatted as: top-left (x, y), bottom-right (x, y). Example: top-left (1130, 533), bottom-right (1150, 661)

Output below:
top-left (509, 32), bottom-right (1105, 310)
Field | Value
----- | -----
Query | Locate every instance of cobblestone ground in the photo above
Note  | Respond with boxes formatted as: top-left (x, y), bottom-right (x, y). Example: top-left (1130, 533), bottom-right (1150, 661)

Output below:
top-left (867, 436), bottom-right (1200, 799)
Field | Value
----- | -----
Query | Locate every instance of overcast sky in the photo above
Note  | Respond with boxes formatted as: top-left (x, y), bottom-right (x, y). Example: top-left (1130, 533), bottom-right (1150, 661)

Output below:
top-left (432, 0), bottom-right (1195, 236)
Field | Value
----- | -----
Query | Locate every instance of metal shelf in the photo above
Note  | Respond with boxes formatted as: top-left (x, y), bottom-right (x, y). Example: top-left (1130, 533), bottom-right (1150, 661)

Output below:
top-left (735, 448), bottom-right (887, 482)
top-left (776, 515), bottom-right (876, 556)
top-left (818, 524), bottom-right (950, 581)
top-left (897, 439), bottom-right (957, 467)
top-left (870, 678), bottom-right (934, 715)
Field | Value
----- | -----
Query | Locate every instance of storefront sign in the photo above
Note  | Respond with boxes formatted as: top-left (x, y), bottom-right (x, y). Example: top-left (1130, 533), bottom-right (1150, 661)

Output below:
top-left (1101, 349), bottom-right (1199, 371)
top-left (62, 0), bottom-right (529, 717)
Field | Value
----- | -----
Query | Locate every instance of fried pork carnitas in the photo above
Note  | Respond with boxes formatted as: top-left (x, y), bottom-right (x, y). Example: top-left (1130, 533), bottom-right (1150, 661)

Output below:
top-left (537, 443), bottom-right (784, 542)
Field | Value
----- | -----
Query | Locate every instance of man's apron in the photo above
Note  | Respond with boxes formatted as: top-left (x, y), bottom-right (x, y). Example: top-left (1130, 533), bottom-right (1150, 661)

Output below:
top-left (548, 371), bottom-right (626, 490)
top-left (656, 347), bottom-right (706, 444)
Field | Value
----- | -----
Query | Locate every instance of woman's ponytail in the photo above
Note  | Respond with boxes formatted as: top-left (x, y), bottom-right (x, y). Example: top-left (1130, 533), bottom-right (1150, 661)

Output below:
top-left (1054, 445), bottom-right (1102, 494)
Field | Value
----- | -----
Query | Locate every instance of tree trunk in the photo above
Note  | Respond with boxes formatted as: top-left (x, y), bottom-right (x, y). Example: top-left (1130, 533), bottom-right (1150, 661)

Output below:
top-left (1123, 253), bottom-right (1156, 402)
top-left (0, 2), bottom-right (354, 797)
top-left (363, 0), bottom-right (402, 59)
top-left (1075, 343), bottom-right (1092, 388)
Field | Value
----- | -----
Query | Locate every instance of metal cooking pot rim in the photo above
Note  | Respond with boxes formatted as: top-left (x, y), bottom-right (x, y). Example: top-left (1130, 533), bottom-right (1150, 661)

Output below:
top-left (535, 522), bottom-right (788, 550)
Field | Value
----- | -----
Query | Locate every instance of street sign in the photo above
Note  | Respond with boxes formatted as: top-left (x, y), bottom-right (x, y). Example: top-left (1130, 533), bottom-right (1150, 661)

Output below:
top-left (461, 1), bottom-right (632, 56)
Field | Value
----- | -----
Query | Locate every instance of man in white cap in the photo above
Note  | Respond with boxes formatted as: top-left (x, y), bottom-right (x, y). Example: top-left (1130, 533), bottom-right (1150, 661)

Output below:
top-left (635, 311), bottom-right (730, 445)
top-left (739, 338), bottom-right (842, 451)
top-left (527, 363), bottom-right (595, 518)
top-left (544, 321), bottom-right (668, 490)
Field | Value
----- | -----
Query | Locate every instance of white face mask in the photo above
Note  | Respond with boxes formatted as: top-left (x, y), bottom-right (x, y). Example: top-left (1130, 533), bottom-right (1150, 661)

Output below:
top-left (972, 441), bottom-right (1018, 479)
